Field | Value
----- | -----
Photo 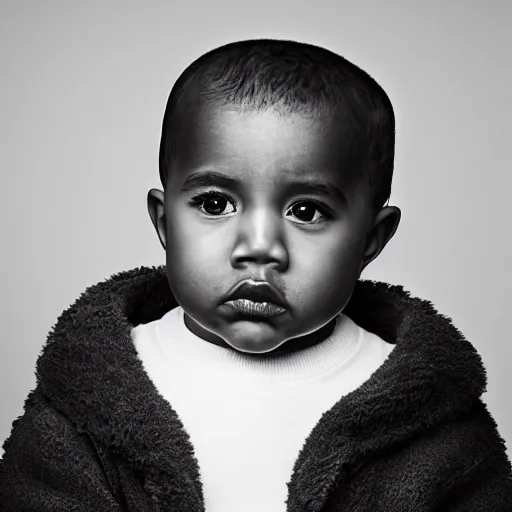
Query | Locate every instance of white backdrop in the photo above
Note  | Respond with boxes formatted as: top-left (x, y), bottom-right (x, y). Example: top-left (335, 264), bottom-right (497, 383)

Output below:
top-left (1, 0), bottom-right (511, 460)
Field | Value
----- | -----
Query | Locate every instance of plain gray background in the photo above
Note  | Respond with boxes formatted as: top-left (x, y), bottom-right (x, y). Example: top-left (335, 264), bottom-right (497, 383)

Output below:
top-left (1, 0), bottom-right (511, 460)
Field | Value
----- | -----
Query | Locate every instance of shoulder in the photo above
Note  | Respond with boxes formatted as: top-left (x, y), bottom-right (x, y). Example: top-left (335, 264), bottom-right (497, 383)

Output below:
top-left (0, 388), bottom-right (120, 511)
top-left (429, 399), bottom-right (512, 509)
top-left (2, 388), bottom-right (94, 463)
top-left (389, 399), bottom-right (512, 507)
top-left (334, 399), bottom-right (512, 510)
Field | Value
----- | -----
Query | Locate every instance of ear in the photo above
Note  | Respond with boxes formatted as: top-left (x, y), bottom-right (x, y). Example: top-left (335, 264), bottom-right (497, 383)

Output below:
top-left (360, 206), bottom-right (401, 272)
top-left (147, 189), bottom-right (167, 250)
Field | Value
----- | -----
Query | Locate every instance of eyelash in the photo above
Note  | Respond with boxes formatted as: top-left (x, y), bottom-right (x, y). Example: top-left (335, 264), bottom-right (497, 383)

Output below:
top-left (188, 189), bottom-right (333, 224)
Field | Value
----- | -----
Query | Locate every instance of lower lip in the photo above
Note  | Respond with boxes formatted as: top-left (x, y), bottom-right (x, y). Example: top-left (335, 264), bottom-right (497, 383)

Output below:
top-left (223, 299), bottom-right (286, 317)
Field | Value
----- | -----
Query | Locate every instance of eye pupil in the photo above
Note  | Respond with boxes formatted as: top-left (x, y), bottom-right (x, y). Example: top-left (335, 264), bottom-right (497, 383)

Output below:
top-left (292, 202), bottom-right (316, 222)
top-left (203, 196), bottom-right (226, 215)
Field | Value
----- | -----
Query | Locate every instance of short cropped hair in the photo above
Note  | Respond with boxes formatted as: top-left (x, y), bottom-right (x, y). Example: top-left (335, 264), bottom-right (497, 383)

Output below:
top-left (159, 38), bottom-right (395, 212)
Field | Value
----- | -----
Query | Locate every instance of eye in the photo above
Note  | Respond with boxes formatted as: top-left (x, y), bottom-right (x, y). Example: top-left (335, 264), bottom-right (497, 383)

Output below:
top-left (189, 191), bottom-right (237, 217)
top-left (285, 201), bottom-right (328, 224)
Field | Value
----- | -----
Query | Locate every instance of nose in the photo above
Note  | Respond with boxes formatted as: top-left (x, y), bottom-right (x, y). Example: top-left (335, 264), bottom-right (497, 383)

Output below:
top-left (230, 207), bottom-right (288, 271)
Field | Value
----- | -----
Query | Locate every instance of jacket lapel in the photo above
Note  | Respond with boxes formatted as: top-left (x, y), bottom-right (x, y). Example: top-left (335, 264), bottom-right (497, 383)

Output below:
top-left (35, 266), bottom-right (486, 512)
top-left (37, 267), bottom-right (205, 511)
top-left (286, 281), bottom-right (486, 512)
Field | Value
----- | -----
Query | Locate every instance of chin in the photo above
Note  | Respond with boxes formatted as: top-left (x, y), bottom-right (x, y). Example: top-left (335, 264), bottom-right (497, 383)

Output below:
top-left (223, 331), bottom-right (287, 355)
top-left (228, 342), bottom-right (284, 355)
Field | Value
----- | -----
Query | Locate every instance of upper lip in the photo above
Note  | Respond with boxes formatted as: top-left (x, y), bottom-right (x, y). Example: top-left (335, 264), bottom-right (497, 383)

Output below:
top-left (223, 279), bottom-right (288, 309)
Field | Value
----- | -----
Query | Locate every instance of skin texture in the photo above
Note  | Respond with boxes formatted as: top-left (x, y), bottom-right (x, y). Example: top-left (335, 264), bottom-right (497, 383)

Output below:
top-left (148, 101), bottom-right (401, 355)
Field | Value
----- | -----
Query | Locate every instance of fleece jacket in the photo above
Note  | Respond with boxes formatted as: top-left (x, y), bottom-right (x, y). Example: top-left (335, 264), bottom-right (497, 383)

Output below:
top-left (1, 265), bottom-right (511, 511)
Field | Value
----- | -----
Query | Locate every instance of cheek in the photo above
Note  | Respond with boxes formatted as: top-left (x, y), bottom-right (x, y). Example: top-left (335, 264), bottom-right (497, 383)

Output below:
top-left (166, 213), bottom-right (207, 260)
top-left (307, 258), bottom-right (359, 297)
top-left (293, 224), bottom-right (365, 270)
top-left (291, 232), bottom-right (364, 298)
top-left (165, 219), bottom-right (226, 301)
top-left (165, 245), bottom-right (219, 309)
top-left (167, 207), bottom-right (230, 260)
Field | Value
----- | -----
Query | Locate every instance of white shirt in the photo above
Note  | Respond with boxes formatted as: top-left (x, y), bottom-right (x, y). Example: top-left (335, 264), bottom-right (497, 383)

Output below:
top-left (131, 307), bottom-right (394, 512)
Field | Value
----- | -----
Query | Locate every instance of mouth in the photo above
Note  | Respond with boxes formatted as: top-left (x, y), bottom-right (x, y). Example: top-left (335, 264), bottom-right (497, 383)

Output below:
top-left (221, 279), bottom-right (288, 318)
top-left (223, 298), bottom-right (286, 317)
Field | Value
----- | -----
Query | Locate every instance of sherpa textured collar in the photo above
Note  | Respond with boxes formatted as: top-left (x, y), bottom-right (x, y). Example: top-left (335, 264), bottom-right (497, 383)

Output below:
top-left (35, 265), bottom-right (486, 512)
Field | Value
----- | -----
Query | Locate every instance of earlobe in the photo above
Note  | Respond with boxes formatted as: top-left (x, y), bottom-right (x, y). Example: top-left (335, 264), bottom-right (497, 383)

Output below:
top-left (361, 206), bottom-right (401, 271)
top-left (147, 189), bottom-right (167, 250)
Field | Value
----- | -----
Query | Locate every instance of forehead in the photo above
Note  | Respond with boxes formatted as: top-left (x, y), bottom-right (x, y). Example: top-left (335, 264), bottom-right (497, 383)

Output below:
top-left (170, 100), bottom-right (365, 189)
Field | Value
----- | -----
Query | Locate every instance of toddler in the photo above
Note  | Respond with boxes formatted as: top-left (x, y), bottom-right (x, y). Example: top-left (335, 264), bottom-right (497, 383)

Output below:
top-left (1, 39), bottom-right (511, 512)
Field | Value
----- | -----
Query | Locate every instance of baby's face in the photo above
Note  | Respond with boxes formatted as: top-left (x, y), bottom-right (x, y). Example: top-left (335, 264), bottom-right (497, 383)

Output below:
top-left (160, 102), bottom-right (375, 354)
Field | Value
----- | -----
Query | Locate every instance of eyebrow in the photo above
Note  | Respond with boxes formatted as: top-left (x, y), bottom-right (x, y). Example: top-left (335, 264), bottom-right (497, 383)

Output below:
top-left (181, 171), bottom-right (239, 193)
top-left (181, 170), bottom-right (346, 203)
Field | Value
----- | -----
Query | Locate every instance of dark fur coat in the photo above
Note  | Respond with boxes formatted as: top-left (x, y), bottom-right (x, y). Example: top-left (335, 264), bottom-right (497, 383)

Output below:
top-left (1, 265), bottom-right (511, 511)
